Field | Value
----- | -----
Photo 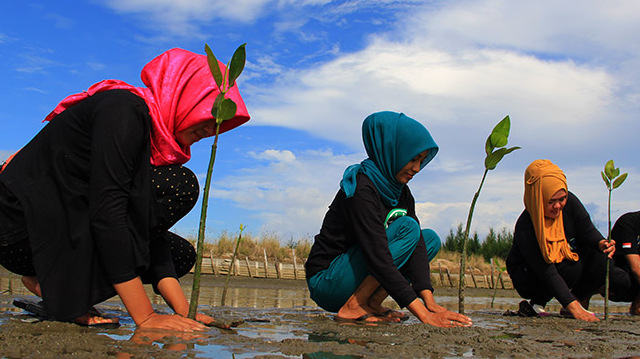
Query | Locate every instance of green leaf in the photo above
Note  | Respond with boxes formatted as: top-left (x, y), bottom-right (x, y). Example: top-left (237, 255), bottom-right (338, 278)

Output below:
top-left (613, 167), bottom-right (620, 179)
top-left (227, 43), bottom-right (246, 88)
top-left (489, 115), bottom-right (511, 148)
top-left (215, 98), bottom-right (237, 124)
top-left (601, 171), bottom-right (611, 188)
top-left (484, 146), bottom-right (520, 170)
top-left (485, 136), bottom-right (494, 156)
top-left (604, 160), bottom-right (615, 180)
top-left (612, 172), bottom-right (628, 189)
top-left (211, 93), bottom-right (225, 117)
top-left (205, 44), bottom-right (224, 89)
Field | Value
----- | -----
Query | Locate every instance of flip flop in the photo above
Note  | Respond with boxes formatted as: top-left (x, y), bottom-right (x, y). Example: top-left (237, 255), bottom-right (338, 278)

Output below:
top-left (333, 313), bottom-right (383, 324)
top-left (379, 309), bottom-right (410, 321)
top-left (13, 298), bottom-right (120, 329)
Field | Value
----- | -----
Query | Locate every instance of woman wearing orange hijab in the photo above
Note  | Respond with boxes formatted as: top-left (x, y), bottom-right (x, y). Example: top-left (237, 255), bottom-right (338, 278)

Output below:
top-left (0, 48), bottom-right (249, 330)
top-left (506, 160), bottom-right (629, 321)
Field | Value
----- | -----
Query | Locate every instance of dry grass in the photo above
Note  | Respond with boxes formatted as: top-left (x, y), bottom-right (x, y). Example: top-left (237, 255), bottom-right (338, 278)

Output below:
top-left (433, 249), bottom-right (506, 275)
top-left (190, 233), bottom-right (501, 275)
top-left (189, 231), bottom-right (312, 263)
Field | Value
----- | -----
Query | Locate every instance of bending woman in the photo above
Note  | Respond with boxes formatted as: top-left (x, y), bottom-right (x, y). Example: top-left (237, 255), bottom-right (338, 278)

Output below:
top-left (305, 111), bottom-right (471, 327)
top-left (0, 48), bottom-right (249, 330)
top-left (506, 159), bottom-right (629, 321)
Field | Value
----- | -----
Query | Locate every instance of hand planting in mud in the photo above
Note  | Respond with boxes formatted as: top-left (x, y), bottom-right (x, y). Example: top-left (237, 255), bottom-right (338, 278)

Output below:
top-left (458, 115), bottom-right (520, 314)
top-left (412, 289), bottom-right (472, 327)
top-left (188, 43), bottom-right (247, 319)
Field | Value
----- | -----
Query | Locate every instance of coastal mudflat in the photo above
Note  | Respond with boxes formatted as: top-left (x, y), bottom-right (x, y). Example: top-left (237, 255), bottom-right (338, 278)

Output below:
top-left (1, 272), bottom-right (637, 358)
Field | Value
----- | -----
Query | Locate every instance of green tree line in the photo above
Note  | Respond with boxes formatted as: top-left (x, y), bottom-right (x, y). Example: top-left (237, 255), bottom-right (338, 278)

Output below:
top-left (443, 223), bottom-right (513, 262)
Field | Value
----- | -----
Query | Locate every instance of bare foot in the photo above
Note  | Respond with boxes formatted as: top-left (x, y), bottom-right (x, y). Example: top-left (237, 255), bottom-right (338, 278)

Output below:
top-left (337, 304), bottom-right (390, 323)
top-left (368, 304), bottom-right (407, 321)
top-left (74, 313), bottom-right (120, 327)
top-left (630, 296), bottom-right (640, 315)
top-left (21, 276), bottom-right (42, 297)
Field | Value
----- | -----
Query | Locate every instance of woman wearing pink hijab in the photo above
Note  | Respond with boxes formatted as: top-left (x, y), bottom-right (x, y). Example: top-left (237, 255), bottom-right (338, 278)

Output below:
top-left (0, 48), bottom-right (249, 330)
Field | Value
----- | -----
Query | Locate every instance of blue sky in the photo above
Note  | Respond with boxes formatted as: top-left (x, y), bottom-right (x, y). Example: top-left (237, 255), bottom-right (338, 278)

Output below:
top-left (2, 0), bottom-right (640, 243)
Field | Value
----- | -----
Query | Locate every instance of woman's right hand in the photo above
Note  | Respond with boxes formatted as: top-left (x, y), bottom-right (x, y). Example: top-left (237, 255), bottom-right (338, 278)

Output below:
top-left (138, 313), bottom-right (208, 332)
top-left (422, 311), bottom-right (473, 328)
top-left (566, 301), bottom-right (599, 322)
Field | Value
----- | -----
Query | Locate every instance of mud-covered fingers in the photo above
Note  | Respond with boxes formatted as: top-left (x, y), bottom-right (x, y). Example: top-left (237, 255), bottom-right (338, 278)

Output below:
top-left (142, 314), bottom-right (208, 332)
top-left (174, 315), bottom-right (208, 331)
top-left (448, 312), bottom-right (472, 327)
top-left (195, 312), bottom-right (216, 325)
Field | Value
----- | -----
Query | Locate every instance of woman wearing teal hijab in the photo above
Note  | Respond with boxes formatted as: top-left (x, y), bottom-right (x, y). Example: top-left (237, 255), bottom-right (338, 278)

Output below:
top-left (305, 111), bottom-right (472, 326)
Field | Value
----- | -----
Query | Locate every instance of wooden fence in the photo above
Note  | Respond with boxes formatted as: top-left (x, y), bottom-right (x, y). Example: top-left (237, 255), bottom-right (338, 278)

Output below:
top-left (192, 252), bottom-right (513, 289)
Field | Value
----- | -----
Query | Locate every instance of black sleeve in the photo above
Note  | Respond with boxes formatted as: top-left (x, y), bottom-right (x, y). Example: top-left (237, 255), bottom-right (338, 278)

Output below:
top-left (348, 179), bottom-right (418, 308)
top-left (513, 213), bottom-right (576, 307)
top-left (613, 212), bottom-right (640, 256)
top-left (88, 92), bottom-right (150, 284)
top-left (566, 192), bottom-right (604, 250)
top-left (142, 234), bottom-right (178, 292)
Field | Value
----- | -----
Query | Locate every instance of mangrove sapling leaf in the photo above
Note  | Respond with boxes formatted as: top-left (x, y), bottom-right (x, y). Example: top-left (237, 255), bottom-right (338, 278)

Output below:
top-left (458, 115), bottom-right (520, 314)
top-left (188, 43), bottom-right (247, 319)
top-left (489, 116), bottom-right (511, 148)
top-left (221, 224), bottom-right (245, 306)
top-left (600, 159), bottom-right (627, 320)
top-left (227, 43), bottom-right (246, 87)
top-left (613, 173), bottom-right (628, 189)
top-left (205, 44), bottom-right (224, 89)
top-left (217, 99), bottom-right (238, 123)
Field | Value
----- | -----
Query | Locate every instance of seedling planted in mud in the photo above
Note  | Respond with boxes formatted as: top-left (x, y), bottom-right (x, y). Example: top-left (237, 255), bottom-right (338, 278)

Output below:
top-left (458, 116), bottom-right (520, 314)
top-left (601, 159), bottom-right (627, 320)
top-left (188, 43), bottom-right (247, 319)
top-left (490, 257), bottom-right (506, 308)
top-left (221, 224), bottom-right (245, 306)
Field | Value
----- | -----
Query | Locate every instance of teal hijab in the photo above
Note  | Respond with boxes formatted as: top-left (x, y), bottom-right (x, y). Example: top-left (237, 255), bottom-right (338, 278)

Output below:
top-left (340, 111), bottom-right (439, 206)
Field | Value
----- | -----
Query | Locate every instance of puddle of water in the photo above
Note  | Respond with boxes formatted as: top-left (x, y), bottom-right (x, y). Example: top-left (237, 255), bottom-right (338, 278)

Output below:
top-left (3, 269), bottom-right (639, 358)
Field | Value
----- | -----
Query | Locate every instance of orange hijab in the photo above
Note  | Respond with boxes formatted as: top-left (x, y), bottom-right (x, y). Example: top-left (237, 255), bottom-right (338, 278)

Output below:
top-left (523, 159), bottom-right (579, 264)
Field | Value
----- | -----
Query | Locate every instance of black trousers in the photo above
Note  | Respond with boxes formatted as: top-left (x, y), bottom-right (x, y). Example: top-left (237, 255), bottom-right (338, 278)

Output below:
top-left (0, 165), bottom-right (198, 279)
top-left (509, 247), bottom-right (630, 307)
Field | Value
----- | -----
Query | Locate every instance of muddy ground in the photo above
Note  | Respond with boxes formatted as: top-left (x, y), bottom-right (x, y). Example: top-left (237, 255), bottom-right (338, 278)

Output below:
top-left (1, 271), bottom-right (639, 358)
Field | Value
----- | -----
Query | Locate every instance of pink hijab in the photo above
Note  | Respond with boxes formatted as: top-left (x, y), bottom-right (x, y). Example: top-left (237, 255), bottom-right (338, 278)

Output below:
top-left (44, 48), bottom-right (250, 166)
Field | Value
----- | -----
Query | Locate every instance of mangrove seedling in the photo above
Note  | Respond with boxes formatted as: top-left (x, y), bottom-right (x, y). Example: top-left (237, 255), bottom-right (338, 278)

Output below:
top-left (601, 159), bottom-right (627, 320)
top-left (188, 43), bottom-right (247, 319)
top-left (458, 115), bottom-right (520, 314)
top-left (490, 257), bottom-right (506, 308)
top-left (221, 224), bottom-right (245, 306)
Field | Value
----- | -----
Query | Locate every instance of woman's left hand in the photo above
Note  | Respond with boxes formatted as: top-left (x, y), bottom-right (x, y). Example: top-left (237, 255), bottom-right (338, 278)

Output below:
top-left (598, 239), bottom-right (616, 258)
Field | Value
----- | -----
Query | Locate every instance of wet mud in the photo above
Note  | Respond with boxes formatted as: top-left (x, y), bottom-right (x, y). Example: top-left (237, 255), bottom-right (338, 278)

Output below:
top-left (1, 271), bottom-right (639, 358)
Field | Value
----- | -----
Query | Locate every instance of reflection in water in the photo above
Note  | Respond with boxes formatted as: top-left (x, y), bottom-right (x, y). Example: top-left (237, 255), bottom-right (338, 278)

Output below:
top-left (303, 352), bottom-right (363, 359)
top-left (1, 270), bottom-right (630, 315)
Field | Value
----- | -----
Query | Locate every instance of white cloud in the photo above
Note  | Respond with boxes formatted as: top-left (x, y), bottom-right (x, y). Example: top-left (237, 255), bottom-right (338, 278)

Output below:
top-left (249, 149), bottom-right (296, 162)
top-left (210, 148), bottom-right (363, 237)
top-left (101, 0), bottom-right (273, 36)
top-left (239, 0), bottom-right (640, 239)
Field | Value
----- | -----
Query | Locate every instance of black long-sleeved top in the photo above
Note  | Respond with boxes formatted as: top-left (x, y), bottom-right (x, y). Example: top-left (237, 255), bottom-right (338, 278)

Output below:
top-left (506, 191), bottom-right (603, 307)
top-left (305, 173), bottom-right (434, 308)
top-left (0, 90), bottom-right (174, 321)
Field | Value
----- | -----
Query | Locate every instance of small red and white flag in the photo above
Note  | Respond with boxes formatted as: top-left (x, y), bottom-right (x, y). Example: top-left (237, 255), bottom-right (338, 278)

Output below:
top-left (623, 242), bottom-right (632, 249)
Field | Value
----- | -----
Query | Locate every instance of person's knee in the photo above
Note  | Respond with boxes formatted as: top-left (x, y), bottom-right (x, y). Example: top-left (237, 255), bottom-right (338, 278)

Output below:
top-left (390, 216), bottom-right (421, 242)
top-left (421, 228), bottom-right (441, 261)
top-left (176, 166), bottom-right (199, 210)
